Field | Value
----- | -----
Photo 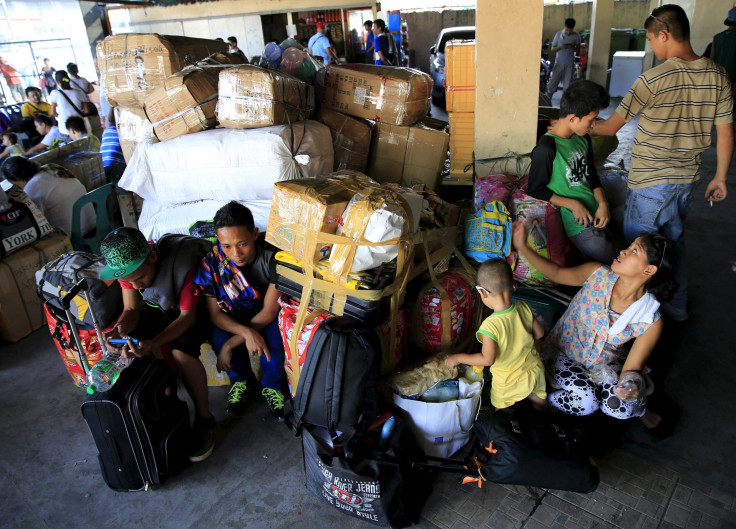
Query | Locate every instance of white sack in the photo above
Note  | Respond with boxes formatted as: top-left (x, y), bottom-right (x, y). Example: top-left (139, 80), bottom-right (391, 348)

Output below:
top-left (138, 199), bottom-right (272, 241)
top-left (119, 121), bottom-right (334, 206)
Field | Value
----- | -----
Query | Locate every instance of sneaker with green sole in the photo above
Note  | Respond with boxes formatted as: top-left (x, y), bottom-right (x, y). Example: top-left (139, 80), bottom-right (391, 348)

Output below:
top-left (189, 416), bottom-right (215, 463)
top-left (226, 381), bottom-right (251, 416)
top-left (262, 387), bottom-right (285, 421)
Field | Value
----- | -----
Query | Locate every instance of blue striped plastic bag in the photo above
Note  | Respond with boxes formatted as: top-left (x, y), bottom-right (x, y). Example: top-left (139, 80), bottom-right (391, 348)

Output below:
top-left (463, 201), bottom-right (512, 262)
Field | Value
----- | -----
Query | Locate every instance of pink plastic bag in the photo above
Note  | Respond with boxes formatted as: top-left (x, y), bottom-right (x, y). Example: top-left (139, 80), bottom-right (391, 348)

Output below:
top-left (473, 174), bottom-right (519, 210)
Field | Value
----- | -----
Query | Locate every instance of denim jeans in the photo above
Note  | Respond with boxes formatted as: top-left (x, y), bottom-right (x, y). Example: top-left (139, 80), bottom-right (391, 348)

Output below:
top-left (623, 183), bottom-right (695, 313)
top-left (210, 320), bottom-right (286, 391)
top-left (569, 226), bottom-right (617, 264)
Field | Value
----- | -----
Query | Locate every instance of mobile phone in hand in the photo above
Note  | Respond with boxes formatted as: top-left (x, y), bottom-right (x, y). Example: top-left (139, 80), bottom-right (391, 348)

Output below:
top-left (108, 338), bottom-right (140, 346)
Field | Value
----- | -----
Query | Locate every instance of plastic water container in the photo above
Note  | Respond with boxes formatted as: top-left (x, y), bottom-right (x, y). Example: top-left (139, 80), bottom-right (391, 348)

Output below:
top-left (86, 353), bottom-right (131, 394)
top-left (463, 365), bottom-right (484, 383)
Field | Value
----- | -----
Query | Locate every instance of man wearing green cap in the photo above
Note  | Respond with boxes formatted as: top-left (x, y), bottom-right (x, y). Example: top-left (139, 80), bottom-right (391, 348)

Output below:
top-left (100, 227), bottom-right (215, 462)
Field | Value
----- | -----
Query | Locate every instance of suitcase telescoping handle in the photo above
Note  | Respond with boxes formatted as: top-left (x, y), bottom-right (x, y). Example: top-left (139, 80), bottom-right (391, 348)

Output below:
top-left (60, 278), bottom-right (110, 376)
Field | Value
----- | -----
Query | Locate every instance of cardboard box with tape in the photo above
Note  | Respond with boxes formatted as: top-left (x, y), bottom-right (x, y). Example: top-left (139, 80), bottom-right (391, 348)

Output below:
top-left (315, 108), bottom-right (374, 172)
top-left (58, 152), bottom-right (105, 191)
top-left (320, 64), bottom-right (432, 126)
top-left (0, 234), bottom-right (72, 342)
top-left (96, 34), bottom-right (228, 108)
top-left (216, 66), bottom-right (314, 129)
top-left (144, 54), bottom-right (245, 142)
top-left (115, 106), bottom-right (155, 164)
top-left (366, 119), bottom-right (449, 190)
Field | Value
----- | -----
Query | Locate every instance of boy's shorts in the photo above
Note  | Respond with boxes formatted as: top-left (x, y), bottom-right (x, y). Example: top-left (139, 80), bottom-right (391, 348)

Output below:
top-left (129, 305), bottom-right (211, 358)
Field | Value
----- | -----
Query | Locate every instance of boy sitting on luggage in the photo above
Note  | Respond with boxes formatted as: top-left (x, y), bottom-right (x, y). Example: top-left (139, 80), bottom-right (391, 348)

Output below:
top-left (192, 201), bottom-right (287, 420)
top-left (445, 259), bottom-right (547, 411)
top-left (65, 116), bottom-right (100, 152)
top-left (101, 227), bottom-right (216, 462)
top-left (528, 79), bottom-right (616, 263)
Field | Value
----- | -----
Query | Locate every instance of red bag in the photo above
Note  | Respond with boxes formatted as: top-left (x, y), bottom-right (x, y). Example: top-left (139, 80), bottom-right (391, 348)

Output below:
top-left (506, 189), bottom-right (575, 286)
top-left (411, 270), bottom-right (481, 356)
top-left (278, 295), bottom-right (332, 397)
top-left (44, 304), bottom-right (107, 389)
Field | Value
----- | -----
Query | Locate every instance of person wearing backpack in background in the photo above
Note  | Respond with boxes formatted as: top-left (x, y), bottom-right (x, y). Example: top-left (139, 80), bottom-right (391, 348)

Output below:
top-left (192, 201), bottom-right (287, 420)
top-left (528, 80), bottom-right (616, 263)
top-left (65, 116), bottom-right (100, 152)
top-left (101, 227), bottom-right (216, 463)
top-left (445, 259), bottom-right (548, 412)
top-left (66, 62), bottom-right (94, 96)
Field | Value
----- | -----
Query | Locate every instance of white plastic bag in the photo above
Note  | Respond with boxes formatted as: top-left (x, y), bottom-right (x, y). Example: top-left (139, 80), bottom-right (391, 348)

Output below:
top-left (393, 391), bottom-right (481, 458)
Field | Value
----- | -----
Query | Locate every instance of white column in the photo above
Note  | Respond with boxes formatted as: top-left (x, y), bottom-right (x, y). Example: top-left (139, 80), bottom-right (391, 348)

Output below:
top-left (587, 0), bottom-right (614, 86)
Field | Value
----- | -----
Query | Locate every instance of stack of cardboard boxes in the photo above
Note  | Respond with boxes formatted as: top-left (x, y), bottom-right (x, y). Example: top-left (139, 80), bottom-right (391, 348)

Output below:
top-left (445, 40), bottom-right (476, 185)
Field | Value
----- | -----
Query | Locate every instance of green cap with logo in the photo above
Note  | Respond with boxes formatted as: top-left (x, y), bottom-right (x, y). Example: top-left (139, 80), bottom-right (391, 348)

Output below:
top-left (99, 227), bottom-right (151, 281)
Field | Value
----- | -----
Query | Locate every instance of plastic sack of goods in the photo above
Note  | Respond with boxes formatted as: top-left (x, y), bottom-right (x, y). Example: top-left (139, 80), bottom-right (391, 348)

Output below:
top-left (137, 199), bottom-right (272, 241)
top-left (118, 121), bottom-right (334, 206)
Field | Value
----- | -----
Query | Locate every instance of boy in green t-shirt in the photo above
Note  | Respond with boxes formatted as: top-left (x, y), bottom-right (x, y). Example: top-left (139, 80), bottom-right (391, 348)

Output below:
top-left (529, 80), bottom-right (616, 263)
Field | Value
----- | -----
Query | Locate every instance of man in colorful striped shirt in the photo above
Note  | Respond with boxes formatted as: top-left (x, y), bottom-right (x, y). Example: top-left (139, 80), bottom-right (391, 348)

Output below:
top-left (593, 4), bottom-right (733, 321)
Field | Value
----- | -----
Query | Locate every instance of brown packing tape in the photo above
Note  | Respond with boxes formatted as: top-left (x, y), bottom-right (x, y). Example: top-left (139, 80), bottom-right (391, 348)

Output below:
top-left (284, 196), bottom-right (416, 393)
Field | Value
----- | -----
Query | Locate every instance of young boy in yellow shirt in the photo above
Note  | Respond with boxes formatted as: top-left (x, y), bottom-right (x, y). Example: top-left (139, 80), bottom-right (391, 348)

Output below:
top-left (445, 259), bottom-right (547, 411)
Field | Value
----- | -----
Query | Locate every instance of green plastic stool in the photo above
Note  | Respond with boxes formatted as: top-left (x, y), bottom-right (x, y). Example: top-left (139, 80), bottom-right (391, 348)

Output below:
top-left (70, 184), bottom-right (122, 254)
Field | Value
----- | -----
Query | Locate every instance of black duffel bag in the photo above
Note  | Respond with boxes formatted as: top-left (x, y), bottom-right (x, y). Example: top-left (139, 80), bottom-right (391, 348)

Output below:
top-left (469, 409), bottom-right (600, 493)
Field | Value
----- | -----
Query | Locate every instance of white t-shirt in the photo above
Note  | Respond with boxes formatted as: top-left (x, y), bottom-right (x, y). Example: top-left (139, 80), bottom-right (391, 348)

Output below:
top-left (49, 88), bottom-right (88, 135)
top-left (70, 76), bottom-right (92, 97)
top-left (41, 125), bottom-right (63, 147)
top-left (23, 171), bottom-right (95, 237)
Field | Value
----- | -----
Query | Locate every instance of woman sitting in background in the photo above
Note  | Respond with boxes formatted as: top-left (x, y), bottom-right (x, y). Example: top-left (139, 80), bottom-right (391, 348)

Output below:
top-left (0, 157), bottom-right (94, 237)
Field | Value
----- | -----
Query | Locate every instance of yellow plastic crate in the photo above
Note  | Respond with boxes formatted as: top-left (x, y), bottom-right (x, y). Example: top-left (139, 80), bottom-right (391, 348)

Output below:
top-left (449, 112), bottom-right (475, 180)
top-left (445, 40), bottom-right (475, 113)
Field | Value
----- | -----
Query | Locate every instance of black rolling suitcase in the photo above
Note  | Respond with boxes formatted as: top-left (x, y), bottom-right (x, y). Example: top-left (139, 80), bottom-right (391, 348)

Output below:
top-left (81, 356), bottom-right (191, 491)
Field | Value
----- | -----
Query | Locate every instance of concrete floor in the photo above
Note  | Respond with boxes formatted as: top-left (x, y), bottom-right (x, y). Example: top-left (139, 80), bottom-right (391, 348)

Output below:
top-left (2, 93), bottom-right (736, 529)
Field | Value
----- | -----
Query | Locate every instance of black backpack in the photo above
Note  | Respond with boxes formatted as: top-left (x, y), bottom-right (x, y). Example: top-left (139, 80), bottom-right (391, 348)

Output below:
top-left (292, 317), bottom-right (382, 445)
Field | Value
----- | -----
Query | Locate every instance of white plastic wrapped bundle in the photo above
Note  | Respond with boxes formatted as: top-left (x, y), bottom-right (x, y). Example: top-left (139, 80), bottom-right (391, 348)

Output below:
top-left (138, 199), bottom-right (272, 241)
top-left (118, 121), bottom-right (333, 206)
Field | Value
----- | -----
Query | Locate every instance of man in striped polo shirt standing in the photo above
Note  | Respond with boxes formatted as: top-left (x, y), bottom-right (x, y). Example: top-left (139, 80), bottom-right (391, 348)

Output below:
top-left (593, 4), bottom-right (733, 321)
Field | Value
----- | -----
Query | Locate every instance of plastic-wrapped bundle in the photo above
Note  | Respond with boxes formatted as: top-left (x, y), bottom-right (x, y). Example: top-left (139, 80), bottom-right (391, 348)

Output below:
top-left (118, 121), bottom-right (334, 206)
top-left (278, 48), bottom-right (320, 85)
top-left (96, 34), bottom-right (228, 108)
top-left (216, 65), bottom-right (314, 129)
top-left (138, 198), bottom-right (272, 241)
top-left (115, 106), bottom-right (156, 163)
top-left (263, 42), bottom-right (283, 69)
top-left (321, 64), bottom-right (432, 126)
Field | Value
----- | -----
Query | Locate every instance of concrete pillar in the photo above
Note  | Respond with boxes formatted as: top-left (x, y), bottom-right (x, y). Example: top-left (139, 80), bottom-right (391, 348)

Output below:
top-left (474, 0), bottom-right (543, 163)
top-left (587, 0), bottom-right (614, 87)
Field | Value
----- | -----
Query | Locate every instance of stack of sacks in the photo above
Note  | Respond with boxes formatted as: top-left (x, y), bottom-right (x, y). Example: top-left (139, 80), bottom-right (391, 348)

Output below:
top-left (319, 64), bottom-right (448, 191)
top-left (144, 53), bottom-right (246, 142)
top-left (216, 65), bottom-right (314, 129)
top-left (119, 122), bottom-right (334, 240)
top-left (445, 40), bottom-right (476, 184)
